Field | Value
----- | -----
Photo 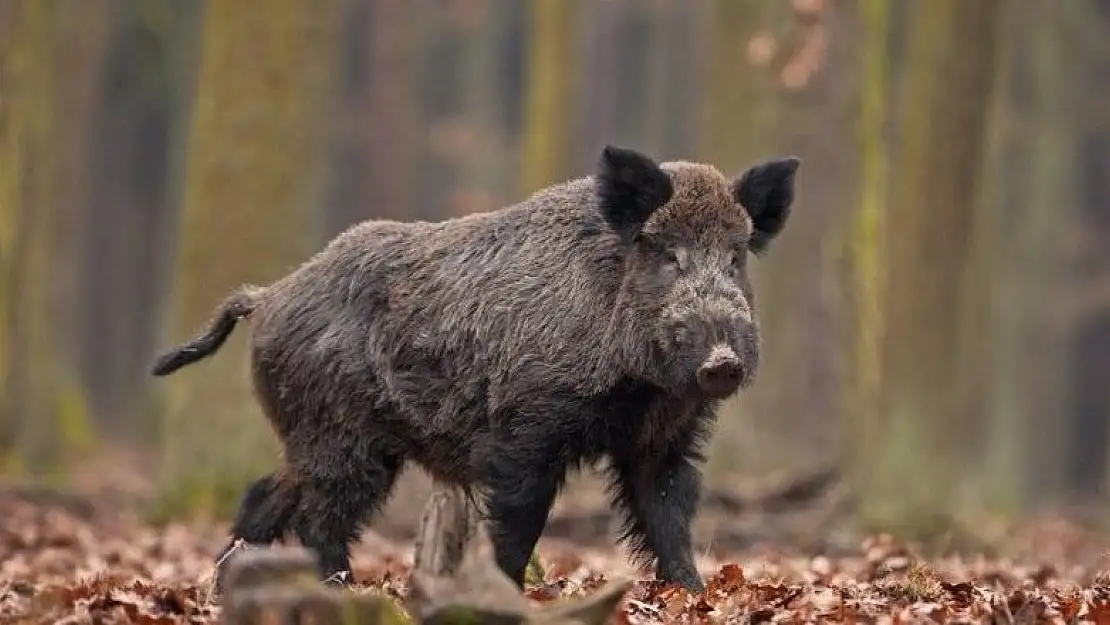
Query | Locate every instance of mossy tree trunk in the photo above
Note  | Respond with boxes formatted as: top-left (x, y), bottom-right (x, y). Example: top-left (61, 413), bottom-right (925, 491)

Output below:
top-left (0, 1), bottom-right (94, 478)
top-left (519, 0), bottom-right (581, 196)
top-left (846, 0), bottom-right (891, 507)
top-left (157, 2), bottom-right (342, 520)
top-left (863, 0), bottom-right (1004, 535)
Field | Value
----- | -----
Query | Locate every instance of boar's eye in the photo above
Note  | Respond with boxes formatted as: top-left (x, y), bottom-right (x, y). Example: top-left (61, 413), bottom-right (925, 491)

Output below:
top-left (642, 235), bottom-right (684, 274)
top-left (663, 248), bottom-right (683, 272)
top-left (727, 251), bottom-right (745, 278)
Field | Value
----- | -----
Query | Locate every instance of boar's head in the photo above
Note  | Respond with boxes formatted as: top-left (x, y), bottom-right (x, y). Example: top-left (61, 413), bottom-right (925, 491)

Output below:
top-left (597, 145), bottom-right (799, 400)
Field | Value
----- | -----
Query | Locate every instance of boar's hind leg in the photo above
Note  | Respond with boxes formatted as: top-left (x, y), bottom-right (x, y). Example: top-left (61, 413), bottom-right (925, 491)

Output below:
top-left (483, 448), bottom-right (564, 588)
top-left (213, 472), bottom-right (298, 590)
top-left (287, 454), bottom-right (403, 585)
top-left (611, 454), bottom-right (705, 593)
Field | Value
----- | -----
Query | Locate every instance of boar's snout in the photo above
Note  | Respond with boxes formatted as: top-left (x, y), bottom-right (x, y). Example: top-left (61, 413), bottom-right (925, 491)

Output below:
top-left (696, 344), bottom-right (746, 398)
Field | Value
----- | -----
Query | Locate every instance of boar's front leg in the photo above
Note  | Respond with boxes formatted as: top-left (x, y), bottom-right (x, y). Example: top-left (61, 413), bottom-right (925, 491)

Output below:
top-left (482, 445), bottom-right (564, 588)
top-left (612, 452), bottom-right (705, 593)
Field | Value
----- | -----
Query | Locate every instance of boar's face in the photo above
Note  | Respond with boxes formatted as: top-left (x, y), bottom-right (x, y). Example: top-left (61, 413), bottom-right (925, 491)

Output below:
top-left (596, 146), bottom-right (799, 399)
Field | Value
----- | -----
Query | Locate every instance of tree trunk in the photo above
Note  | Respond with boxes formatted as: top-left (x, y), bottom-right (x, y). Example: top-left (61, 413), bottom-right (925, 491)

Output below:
top-left (577, 0), bottom-right (623, 165)
top-left (866, 0), bottom-right (1003, 534)
top-left (0, 1), bottom-right (93, 477)
top-left (1060, 0), bottom-right (1110, 504)
top-left (156, 1), bottom-right (341, 519)
top-left (361, 0), bottom-right (418, 221)
top-left (659, 0), bottom-right (702, 158)
top-left (697, 0), bottom-right (781, 173)
top-left (324, 0), bottom-right (418, 230)
top-left (451, 0), bottom-right (517, 215)
top-left (845, 0), bottom-right (891, 512)
top-left (519, 0), bottom-right (581, 195)
top-left (698, 0), bottom-right (787, 481)
top-left (742, 1), bottom-right (860, 478)
top-left (53, 0), bottom-right (112, 403)
top-left (412, 484), bottom-right (482, 579)
top-left (976, 1), bottom-right (1081, 512)
top-left (77, 0), bottom-right (200, 441)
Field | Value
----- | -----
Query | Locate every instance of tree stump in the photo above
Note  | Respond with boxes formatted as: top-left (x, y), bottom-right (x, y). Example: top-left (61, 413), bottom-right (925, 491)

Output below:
top-left (406, 483), bottom-right (632, 625)
top-left (411, 484), bottom-right (482, 578)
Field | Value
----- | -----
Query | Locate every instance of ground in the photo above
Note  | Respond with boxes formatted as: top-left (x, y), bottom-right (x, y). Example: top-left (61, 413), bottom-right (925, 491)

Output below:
top-left (4, 479), bottom-right (1110, 624)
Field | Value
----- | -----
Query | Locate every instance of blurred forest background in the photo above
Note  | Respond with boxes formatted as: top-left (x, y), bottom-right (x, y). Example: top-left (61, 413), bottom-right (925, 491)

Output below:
top-left (2, 0), bottom-right (1110, 554)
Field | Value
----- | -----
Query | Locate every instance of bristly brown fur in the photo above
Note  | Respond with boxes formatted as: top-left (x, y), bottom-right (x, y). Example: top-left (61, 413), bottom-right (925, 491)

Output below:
top-left (150, 145), bottom-right (801, 594)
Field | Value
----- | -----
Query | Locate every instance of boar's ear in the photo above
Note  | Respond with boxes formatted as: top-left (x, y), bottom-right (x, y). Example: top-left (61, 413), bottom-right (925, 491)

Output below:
top-left (596, 145), bottom-right (673, 241)
top-left (732, 156), bottom-right (800, 255)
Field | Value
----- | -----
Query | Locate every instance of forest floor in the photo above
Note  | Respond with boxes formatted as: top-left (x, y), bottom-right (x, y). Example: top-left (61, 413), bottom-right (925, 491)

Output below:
top-left (4, 474), bottom-right (1110, 624)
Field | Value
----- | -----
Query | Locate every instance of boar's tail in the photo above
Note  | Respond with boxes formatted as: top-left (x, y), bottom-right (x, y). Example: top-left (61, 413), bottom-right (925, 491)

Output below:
top-left (150, 286), bottom-right (263, 377)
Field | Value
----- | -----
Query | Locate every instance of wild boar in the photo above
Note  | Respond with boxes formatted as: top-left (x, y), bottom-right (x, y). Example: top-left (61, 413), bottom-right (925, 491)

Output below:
top-left (151, 145), bottom-right (800, 593)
